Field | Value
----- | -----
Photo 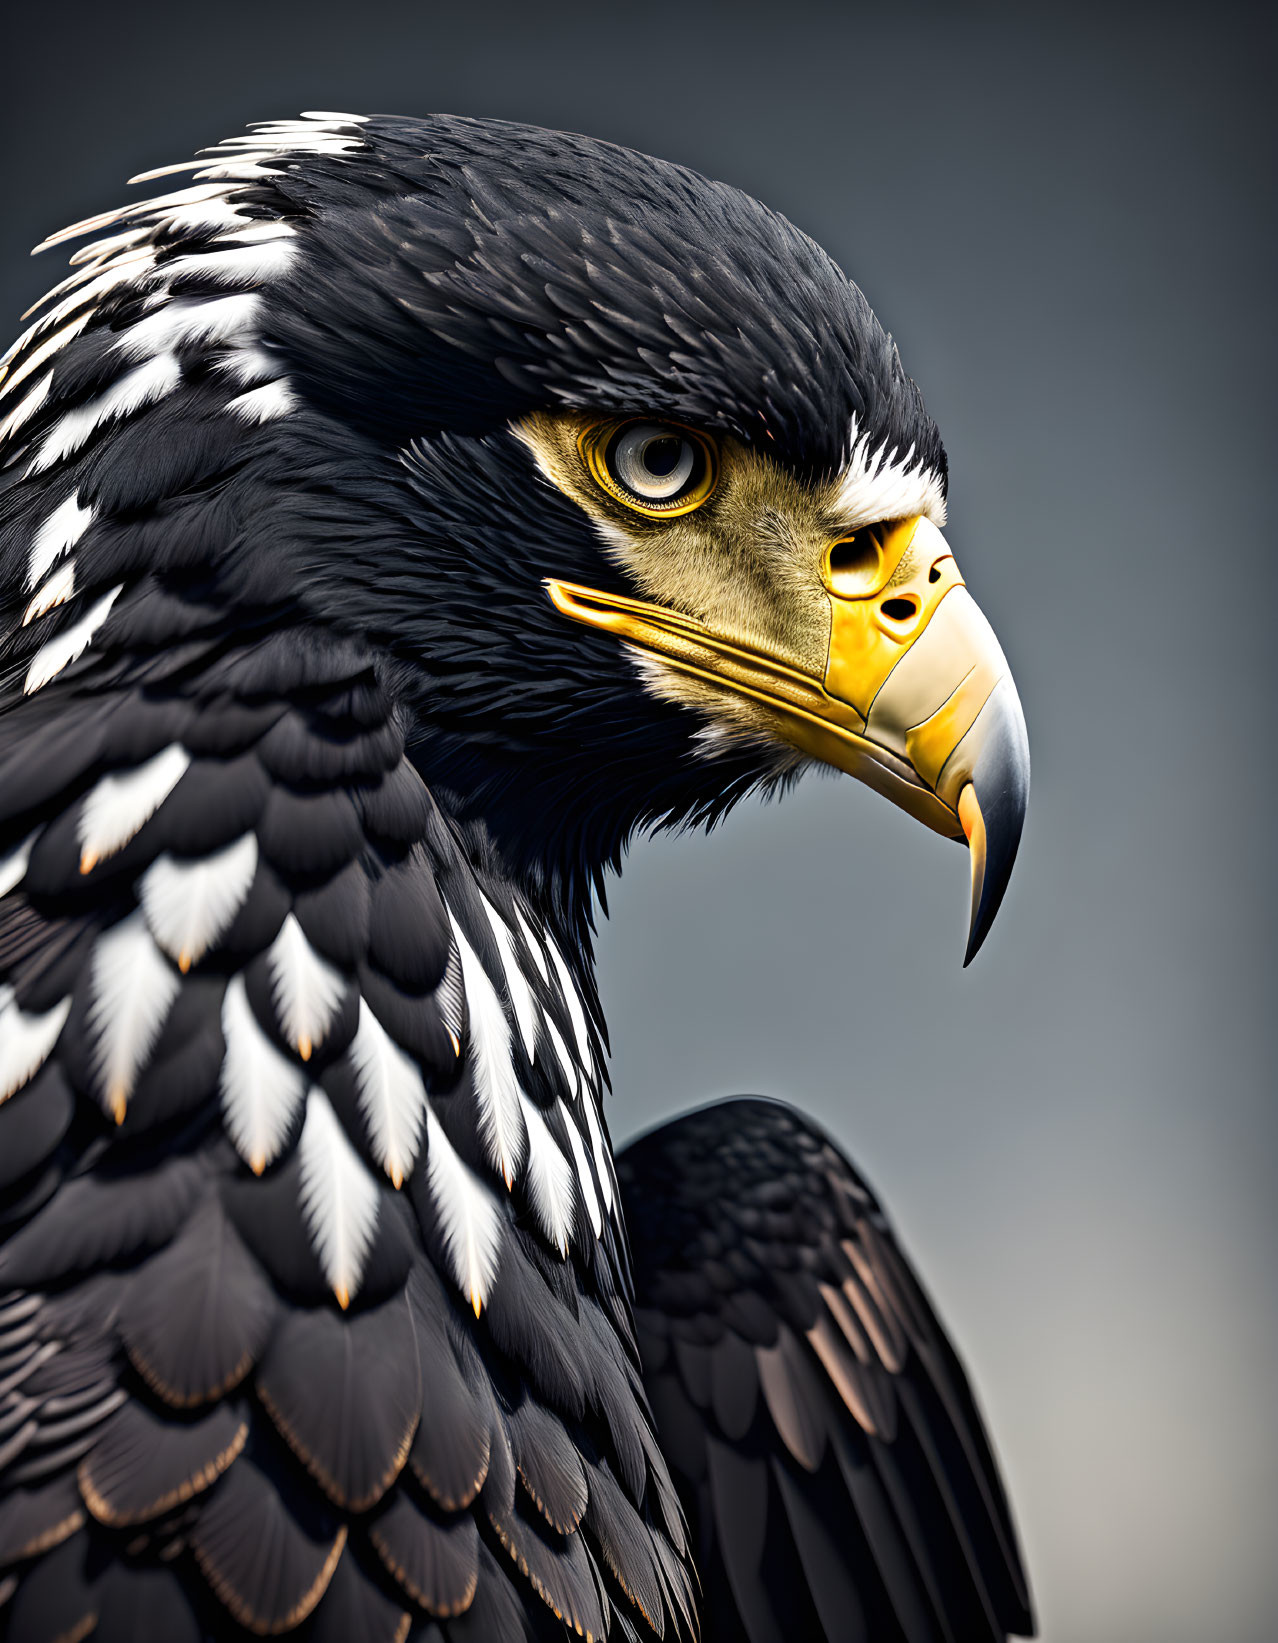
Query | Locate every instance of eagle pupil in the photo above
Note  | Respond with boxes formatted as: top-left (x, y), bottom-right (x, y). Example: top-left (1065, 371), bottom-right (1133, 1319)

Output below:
top-left (643, 437), bottom-right (682, 478)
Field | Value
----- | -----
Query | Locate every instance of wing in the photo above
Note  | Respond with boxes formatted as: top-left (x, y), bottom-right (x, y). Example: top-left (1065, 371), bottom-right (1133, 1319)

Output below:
top-left (0, 558), bottom-right (693, 1634)
top-left (617, 1098), bottom-right (1035, 1643)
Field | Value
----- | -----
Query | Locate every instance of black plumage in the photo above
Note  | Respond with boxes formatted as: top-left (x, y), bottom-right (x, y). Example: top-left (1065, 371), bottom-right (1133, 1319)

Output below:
top-left (620, 1100), bottom-right (1035, 1643)
top-left (0, 112), bottom-right (1032, 1641)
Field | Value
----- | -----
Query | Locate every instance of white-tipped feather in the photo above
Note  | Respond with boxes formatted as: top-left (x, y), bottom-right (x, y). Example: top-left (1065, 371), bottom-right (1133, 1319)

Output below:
top-left (348, 999), bottom-right (428, 1188)
top-left (22, 558), bottom-right (76, 625)
top-left (450, 918), bottom-right (526, 1189)
top-left (219, 974), bottom-right (306, 1173)
top-left (28, 353), bottom-right (181, 474)
top-left (0, 984), bottom-right (71, 1104)
top-left (563, 1105), bottom-right (603, 1239)
top-left (520, 1095), bottom-right (575, 1257)
top-left (425, 1109), bottom-right (502, 1316)
top-left (582, 1090), bottom-right (614, 1216)
top-left (77, 743), bottom-right (189, 872)
top-left (265, 913), bottom-right (346, 1061)
top-left (480, 895), bottom-right (540, 1058)
top-left (27, 492), bottom-right (94, 587)
top-left (24, 583), bottom-right (123, 695)
top-left (0, 832), bottom-right (36, 900)
top-left (139, 833), bottom-right (258, 972)
top-left (88, 912), bottom-right (180, 1123)
top-left (225, 380), bottom-right (296, 423)
top-left (298, 1088), bottom-right (381, 1309)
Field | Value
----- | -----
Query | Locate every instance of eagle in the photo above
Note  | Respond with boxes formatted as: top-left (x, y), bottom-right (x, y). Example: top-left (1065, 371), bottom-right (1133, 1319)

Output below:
top-left (0, 114), bottom-right (1033, 1643)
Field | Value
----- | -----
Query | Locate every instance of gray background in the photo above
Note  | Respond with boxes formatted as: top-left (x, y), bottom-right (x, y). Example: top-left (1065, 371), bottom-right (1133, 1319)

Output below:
top-left (3, 4), bottom-right (1273, 1639)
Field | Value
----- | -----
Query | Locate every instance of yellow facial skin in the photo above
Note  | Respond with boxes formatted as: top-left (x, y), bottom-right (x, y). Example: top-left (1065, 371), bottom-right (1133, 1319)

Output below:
top-left (518, 412), bottom-right (1029, 961)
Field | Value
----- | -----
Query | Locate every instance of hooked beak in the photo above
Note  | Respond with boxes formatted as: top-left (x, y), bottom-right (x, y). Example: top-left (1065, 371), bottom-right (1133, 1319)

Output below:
top-left (546, 515), bottom-right (1028, 963)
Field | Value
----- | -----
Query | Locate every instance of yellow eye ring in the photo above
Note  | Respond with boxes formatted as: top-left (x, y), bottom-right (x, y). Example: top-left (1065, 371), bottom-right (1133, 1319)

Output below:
top-left (578, 418), bottom-right (719, 517)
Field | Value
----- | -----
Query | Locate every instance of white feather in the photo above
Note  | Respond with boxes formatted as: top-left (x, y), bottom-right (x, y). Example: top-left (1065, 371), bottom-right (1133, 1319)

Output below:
top-left (147, 198), bottom-right (251, 236)
top-left (161, 239), bottom-right (297, 288)
top-left (582, 1089), bottom-right (614, 1216)
top-left (425, 1108), bottom-right (502, 1316)
top-left (22, 558), bottom-right (76, 625)
top-left (24, 583), bottom-right (123, 695)
top-left (219, 118), bottom-right (365, 156)
top-left (77, 743), bottom-right (190, 872)
top-left (0, 984), bottom-right (71, 1104)
top-left (298, 1088), bottom-right (381, 1309)
top-left (27, 492), bottom-right (94, 587)
top-left (513, 905), bottom-right (549, 982)
top-left (348, 998), bottom-right (428, 1188)
top-left (266, 913), bottom-right (345, 1061)
top-left (0, 371), bottom-right (52, 446)
top-left (450, 917), bottom-right (526, 1189)
top-left (219, 974), bottom-right (306, 1173)
top-left (28, 353), bottom-right (181, 474)
top-left (216, 344), bottom-right (280, 387)
top-left (543, 1014), bottom-right (576, 1094)
top-left (35, 181), bottom-right (237, 249)
top-left (1, 314), bottom-right (92, 404)
top-left (18, 254), bottom-right (158, 347)
top-left (188, 159), bottom-right (275, 183)
top-left (139, 832), bottom-right (257, 971)
top-left (0, 832), bottom-right (36, 900)
top-left (127, 161), bottom-right (214, 185)
top-left (547, 936), bottom-right (594, 1087)
top-left (217, 220), bottom-right (297, 244)
top-left (563, 1104), bottom-right (603, 1239)
top-left (88, 912), bottom-right (179, 1123)
top-left (66, 226), bottom-right (153, 268)
top-left (113, 293), bottom-right (259, 361)
top-left (520, 1095), bottom-right (574, 1257)
top-left (480, 894), bottom-right (540, 1058)
top-left (225, 380), bottom-right (296, 423)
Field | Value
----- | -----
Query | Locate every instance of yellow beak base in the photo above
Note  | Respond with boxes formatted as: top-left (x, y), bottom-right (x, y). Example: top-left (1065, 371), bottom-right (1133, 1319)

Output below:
top-left (544, 513), bottom-right (1029, 961)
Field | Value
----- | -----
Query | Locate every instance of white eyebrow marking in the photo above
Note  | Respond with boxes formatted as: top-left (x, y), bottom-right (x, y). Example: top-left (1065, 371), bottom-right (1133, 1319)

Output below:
top-left (830, 421), bottom-right (947, 533)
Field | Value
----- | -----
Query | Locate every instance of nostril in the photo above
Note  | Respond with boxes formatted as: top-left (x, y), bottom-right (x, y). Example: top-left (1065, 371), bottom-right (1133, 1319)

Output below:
top-left (880, 596), bottom-right (918, 623)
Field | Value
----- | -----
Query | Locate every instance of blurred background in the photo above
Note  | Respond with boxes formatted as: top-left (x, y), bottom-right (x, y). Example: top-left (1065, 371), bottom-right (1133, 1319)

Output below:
top-left (3, 4), bottom-right (1273, 1638)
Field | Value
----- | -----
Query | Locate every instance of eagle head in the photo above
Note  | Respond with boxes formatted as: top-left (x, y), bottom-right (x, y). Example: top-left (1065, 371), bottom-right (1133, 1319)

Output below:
top-left (4, 112), bottom-right (1028, 958)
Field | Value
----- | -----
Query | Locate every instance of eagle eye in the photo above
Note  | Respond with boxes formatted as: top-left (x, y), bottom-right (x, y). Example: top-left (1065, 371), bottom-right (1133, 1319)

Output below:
top-left (580, 419), bottom-right (718, 517)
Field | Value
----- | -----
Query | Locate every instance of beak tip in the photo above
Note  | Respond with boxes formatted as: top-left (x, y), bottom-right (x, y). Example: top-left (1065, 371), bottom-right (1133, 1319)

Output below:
top-left (955, 685), bottom-right (1030, 967)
